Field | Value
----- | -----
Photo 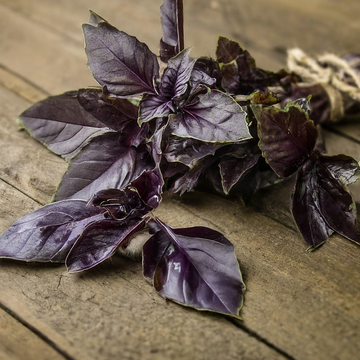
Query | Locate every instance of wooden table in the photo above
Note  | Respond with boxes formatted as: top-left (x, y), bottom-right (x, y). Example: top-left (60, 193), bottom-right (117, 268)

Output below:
top-left (0, 1), bottom-right (360, 359)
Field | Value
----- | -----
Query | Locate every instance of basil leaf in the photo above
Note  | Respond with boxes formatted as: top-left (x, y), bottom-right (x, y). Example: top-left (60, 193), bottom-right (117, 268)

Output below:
top-left (83, 11), bottom-right (159, 97)
top-left (54, 134), bottom-right (154, 201)
top-left (253, 103), bottom-right (318, 177)
top-left (0, 200), bottom-right (105, 262)
top-left (18, 89), bottom-right (122, 160)
top-left (143, 219), bottom-right (245, 318)
top-left (170, 89), bottom-right (251, 143)
top-left (160, 0), bottom-right (184, 62)
top-left (66, 217), bottom-right (146, 272)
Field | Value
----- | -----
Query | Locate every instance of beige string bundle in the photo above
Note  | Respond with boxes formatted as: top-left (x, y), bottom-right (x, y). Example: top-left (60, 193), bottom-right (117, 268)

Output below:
top-left (287, 48), bottom-right (360, 121)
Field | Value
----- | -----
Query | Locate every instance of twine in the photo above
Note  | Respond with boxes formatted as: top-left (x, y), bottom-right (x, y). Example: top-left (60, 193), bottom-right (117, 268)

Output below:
top-left (287, 48), bottom-right (360, 121)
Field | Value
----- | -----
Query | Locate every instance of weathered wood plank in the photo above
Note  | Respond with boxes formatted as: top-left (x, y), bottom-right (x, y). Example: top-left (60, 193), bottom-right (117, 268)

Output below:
top-left (0, 64), bottom-right (49, 103)
top-left (1, 0), bottom-right (360, 71)
top-left (0, 85), bottom-right (67, 204)
top-left (0, 180), bottom-right (40, 231)
top-left (0, 307), bottom-right (66, 360)
top-left (0, 3), bottom-right (96, 95)
top-left (327, 122), bottom-right (360, 145)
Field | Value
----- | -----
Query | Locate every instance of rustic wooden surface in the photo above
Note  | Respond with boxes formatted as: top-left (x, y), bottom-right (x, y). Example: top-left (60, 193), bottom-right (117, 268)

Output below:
top-left (0, 1), bottom-right (360, 359)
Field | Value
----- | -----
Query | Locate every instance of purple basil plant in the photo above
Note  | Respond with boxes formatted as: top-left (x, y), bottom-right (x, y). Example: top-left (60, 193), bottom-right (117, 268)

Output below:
top-left (0, 0), bottom-right (359, 319)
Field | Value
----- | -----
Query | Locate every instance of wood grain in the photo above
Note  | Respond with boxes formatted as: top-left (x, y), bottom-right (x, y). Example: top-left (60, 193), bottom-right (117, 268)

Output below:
top-left (0, 307), bottom-right (66, 360)
top-left (0, 1), bottom-right (360, 359)
top-left (0, 85), bottom-right (67, 204)
top-left (1, 0), bottom-right (360, 70)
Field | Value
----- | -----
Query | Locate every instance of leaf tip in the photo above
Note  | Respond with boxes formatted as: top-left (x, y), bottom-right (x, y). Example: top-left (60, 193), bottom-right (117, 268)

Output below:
top-left (88, 10), bottom-right (106, 27)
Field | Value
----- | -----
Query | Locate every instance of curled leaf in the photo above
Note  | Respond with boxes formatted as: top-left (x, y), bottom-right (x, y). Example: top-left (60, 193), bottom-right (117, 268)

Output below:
top-left (89, 187), bottom-right (150, 220)
top-left (216, 37), bottom-right (281, 94)
top-left (130, 167), bottom-right (164, 209)
top-left (66, 217), bottom-right (146, 272)
top-left (320, 154), bottom-right (360, 186)
top-left (219, 151), bottom-right (260, 195)
top-left (164, 135), bottom-right (223, 168)
top-left (169, 155), bottom-right (218, 195)
top-left (191, 57), bottom-right (221, 89)
top-left (281, 84), bottom-right (332, 125)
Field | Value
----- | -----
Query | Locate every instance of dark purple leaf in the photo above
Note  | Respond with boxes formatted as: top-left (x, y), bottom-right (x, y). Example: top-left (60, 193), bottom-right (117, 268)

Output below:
top-left (0, 200), bottom-right (105, 262)
top-left (66, 217), bottom-right (146, 272)
top-left (164, 135), bottom-right (223, 167)
top-left (138, 94), bottom-right (172, 124)
top-left (292, 155), bottom-right (360, 249)
top-left (77, 88), bottom-right (145, 146)
top-left (83, 12), bottom-right (159, 97)
top-left (215, 37), bottom-right (243, 94)
top-left (316, 157), bottom-right (360, 245)
top-left (160, 39), bottom-right (177, 64)
top-left (143, 219), bottom-right (245, 317)
top-left (89, 187), bottom-right (150, 219)
top-left (216, 36), bottom-right (243, 64)
top-left (130, 167), bottom-right (164, 209)
top-left (219, 152), bottom-right (260, 194)
top-left (216, 37), bottom-right (280, 94)
top-left (170, 89), bottom-right (251, 143)
top-left (190, 69), bottom-right (216, 91)
top-left (319, 154), bottom-right (360, 186)
top-left (281, 84), bottom-right (332, 125)
top-left (160, 0), bottom-right (184, 62)
top-left (199, 155), bottom-right (277, 204)
top-left (230, 160), bottom-right (274, 204)
top-left (253, 103), bottom-right (318, 177)
top-left (160, 48), bottom-right (196, 100)
top-left (18, 89), bottom-right (118, 160)
top-left (220, 62), bottom-right (241, 94)
top-left (162, 161), bottom-right (188, 179)
top-left (235, 52), bottom-right (277, 94)
top-left (291, 162), bottom-right (334, 249)
top-left (54, 133), bottom-right (154, 201)
top-left (78, 88), bottom-right (139, 128)
top-left (139, 49), bottom-right (196, 123)
top-left (169, 156), bottom-right (217, 195)
top-left (147, 117), bottom-right (170, 167)
top-left (215, 37), bottom-right (243, 93)
top-left (192, 57), bottom-right (221, 89)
